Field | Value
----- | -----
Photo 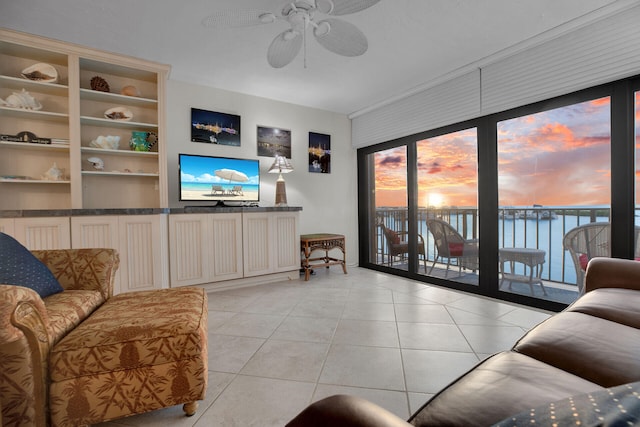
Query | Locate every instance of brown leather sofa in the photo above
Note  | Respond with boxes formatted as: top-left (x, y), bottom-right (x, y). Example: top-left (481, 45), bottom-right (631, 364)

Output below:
top-left (287, 257), bottom-right (640, 426)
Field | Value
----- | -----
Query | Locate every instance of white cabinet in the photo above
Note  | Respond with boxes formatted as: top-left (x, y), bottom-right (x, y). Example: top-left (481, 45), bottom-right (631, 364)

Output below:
top-left (243, 211), bottom-right (299, 277)
top-left (71, 214), bottom-right (168, 294)
top-left (169, 211), bottom-right (300, 286)
top-left (169, 213), bottom-right (243, 287)
top-left (0, 29), bottom-right (169, 211)
top-left (1, 217), bottom-right (71, 249)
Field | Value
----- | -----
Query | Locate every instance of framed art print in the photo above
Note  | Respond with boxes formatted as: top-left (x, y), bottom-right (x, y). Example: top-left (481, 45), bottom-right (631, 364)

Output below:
top-left (308, 131), bottom-right (330, 173)
top-left (257, 126), bottom-right (291, 158)
top-left (191, 108), bottom-right (241, 146)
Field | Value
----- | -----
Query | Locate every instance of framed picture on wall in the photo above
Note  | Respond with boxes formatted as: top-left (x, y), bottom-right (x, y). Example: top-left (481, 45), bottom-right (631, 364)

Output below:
top-left (308, 131), bottom-right (330, 173)
top-left (257, 126), bottom-right (291, 158)
top-left (191, 108), bottom-right (241, 146)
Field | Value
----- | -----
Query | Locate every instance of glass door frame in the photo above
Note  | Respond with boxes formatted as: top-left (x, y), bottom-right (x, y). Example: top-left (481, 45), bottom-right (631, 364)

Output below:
top-left (358, 76), bottom-right (640, 312)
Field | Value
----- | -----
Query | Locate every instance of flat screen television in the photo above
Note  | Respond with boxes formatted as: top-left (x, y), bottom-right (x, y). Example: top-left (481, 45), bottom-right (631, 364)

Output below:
top-left (179, 153), bottom-right (260, 204)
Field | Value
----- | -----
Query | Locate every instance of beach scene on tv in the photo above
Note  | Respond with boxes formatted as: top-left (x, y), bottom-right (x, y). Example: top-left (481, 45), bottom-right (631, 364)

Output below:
top-left (179, 154), bottom-right (260, 202)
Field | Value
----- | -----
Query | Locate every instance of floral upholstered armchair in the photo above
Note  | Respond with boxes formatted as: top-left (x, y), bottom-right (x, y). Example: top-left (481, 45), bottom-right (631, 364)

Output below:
top-left (0, 240), bottom-right (119, 427)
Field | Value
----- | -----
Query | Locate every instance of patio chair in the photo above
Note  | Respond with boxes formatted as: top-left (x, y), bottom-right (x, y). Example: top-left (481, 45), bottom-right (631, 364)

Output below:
top-left (211, 185), bottom-right (225, 195)
top-left (380, 224), bottom-right (427, 272)
top-left (426, 218), bottom-right (479, 278)
top-left (563, 222), bottom-right (611, 294)
top-left (230, 185), bottom-right (243, 196)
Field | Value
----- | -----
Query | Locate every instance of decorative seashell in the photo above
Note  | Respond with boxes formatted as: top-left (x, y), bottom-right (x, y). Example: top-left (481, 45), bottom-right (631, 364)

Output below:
top-left (120, 85), bottom-right (141, 97)
top-left (42, 162), bottom-right (64, 181)
top-left (3, 89), bottom-right (43, 110)
top-left (91, 76), bottom-right (110, 92)
top-left (90, 135), bottom-right (121, 150)
top-left (21, 63), bottom-right (58, 83)
top-left (87, 157), bottom-right (105, 170)
top-left (104, 107), bottom-right (133, 121)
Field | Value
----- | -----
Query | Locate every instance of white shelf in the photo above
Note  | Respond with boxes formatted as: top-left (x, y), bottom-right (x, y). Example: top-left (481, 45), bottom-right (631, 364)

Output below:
top-left (82, 170), bottom-right (159, 177)
top-left (0, 75), bottom-right (68, 95)
top-left (79, 88), bottom-right (157, 106)
top-left (0, 106), bottom-right (69, 122)
top-left (80, 115), bottom-right (158, 129)
top-left (1, 28), bottom-right (168, 210)
top-left (0, 140), bottom-right (69, 151)
top-left (0, 178), bottom-right (70, 184)
top-left (81, 146), bottom-right (158, 157)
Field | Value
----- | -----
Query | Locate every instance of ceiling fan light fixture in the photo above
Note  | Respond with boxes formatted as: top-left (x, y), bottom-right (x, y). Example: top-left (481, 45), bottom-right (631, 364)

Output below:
top-left (313, 20), bottom-right (331, 37)
top-left (259, 13), bottom-right (276, 23)
top-left (315, 0), bottom-right (335, 14)
top-left (203, 0), bottom-right (380, 68)
top-left (283, 30), bottom-right (299, 41)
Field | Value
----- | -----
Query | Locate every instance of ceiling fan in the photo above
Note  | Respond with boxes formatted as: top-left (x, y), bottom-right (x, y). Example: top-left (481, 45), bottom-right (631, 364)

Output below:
top-left (202, 0), bottom-right (381, 68)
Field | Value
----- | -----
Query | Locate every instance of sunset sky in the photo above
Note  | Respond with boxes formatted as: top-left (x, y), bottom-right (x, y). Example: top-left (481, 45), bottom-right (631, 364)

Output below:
top-left (373, 96), bottom-right (632, 208)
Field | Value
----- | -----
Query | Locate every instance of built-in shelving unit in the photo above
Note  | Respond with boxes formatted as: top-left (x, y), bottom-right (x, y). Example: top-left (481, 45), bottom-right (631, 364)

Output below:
top-left (0, 29), bottom-right (169, 210)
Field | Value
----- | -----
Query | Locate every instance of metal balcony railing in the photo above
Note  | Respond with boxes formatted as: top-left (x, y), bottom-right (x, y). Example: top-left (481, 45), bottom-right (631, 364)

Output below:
top-left (375, 206), bottom-right (615, 286)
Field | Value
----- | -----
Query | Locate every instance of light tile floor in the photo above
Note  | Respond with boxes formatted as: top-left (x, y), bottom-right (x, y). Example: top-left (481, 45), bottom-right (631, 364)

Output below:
top-left (98, 267), bottom-right (552, 427)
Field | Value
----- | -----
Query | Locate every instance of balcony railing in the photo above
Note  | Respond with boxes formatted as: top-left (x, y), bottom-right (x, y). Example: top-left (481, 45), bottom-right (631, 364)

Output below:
top-left (375, 206), bottom-right (615, 287)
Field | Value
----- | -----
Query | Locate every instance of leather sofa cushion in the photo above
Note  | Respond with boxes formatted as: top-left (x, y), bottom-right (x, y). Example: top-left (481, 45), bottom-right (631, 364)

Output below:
top-left (409, 351), bottom-right (601, 427)
top-left (513, 311), bottom-right (640, 387)
top-left (49, 288), bottom-right (208, 382)
top-left (566, 288), bottom-right (640, 329)
top-left (44, 289), bottom-right (104, 345)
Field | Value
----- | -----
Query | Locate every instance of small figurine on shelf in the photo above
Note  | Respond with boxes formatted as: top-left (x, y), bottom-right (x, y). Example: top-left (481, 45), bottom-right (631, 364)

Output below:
top-left (130, 131), bottom-right (151, 152)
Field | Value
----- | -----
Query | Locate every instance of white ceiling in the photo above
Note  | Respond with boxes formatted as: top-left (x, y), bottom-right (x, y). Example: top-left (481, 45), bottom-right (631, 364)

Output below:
top-left (0, 0), bottom-right (626, 116)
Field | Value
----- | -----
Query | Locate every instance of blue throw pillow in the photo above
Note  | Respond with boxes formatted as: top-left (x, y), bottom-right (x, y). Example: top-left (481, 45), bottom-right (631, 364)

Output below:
top-left (0, 232), bottom-right (63, 298)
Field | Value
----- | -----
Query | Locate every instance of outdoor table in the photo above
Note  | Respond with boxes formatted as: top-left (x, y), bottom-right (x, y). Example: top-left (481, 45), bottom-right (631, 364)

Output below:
top-left (499, 247), bottom-right (547, 295)
top-left (300, 233), bottom-right (347, 281)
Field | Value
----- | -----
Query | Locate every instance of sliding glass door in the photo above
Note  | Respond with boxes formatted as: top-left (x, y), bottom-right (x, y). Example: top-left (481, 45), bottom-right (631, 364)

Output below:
top-left (416, 128), bottom-right (479, 285)
top-left (497, 96), bottom-right (611, 303)
top-left (365, 146), bottom-right (409, 272)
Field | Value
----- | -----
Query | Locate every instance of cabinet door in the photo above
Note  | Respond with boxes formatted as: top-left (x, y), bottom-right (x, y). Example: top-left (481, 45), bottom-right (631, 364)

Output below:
top-left (14, 217), bottom-right (71, 249)
top-left (242, 212), bottom-right (273, 277)
top-left (71, 215), bottom-right (122, 293)
top-left (117, 214), bottom-right (168, 293)
top-left (169, 213), bottom-right (211, 287)
top-left (211, 213), bottom-right (243, 281)
top-left (273, 212), bottom-right (300, 272)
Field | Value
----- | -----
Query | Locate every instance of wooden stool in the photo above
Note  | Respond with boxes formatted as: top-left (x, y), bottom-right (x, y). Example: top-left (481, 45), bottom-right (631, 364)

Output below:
top-left (300, 233), bottom-right (347, 281)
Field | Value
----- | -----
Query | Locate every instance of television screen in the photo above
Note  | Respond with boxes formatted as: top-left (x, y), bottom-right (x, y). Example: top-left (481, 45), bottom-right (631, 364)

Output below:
top-left (179, 154), bottom-right (260, 203)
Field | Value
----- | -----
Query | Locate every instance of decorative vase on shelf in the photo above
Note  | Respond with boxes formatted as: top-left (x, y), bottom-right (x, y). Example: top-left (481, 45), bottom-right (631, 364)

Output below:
top-left (129, 131), bottom-right (150, 152)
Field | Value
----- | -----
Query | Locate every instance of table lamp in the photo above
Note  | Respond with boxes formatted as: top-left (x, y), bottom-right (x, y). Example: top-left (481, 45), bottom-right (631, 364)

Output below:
top-left (268, 155), bottom-right (294, 206)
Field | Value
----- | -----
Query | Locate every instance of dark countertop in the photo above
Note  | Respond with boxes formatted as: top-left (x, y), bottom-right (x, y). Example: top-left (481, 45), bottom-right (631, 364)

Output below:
top-left (0, 206), bottom-right (302, 218)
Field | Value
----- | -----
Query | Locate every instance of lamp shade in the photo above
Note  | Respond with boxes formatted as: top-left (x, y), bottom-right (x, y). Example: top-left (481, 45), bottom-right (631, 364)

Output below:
top-left (268, 155), bottom-right (294, 174)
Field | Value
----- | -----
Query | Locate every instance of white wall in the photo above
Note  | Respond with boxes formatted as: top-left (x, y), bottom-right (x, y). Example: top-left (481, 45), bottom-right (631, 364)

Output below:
top-left (165, 80), bottom-right (359, 265)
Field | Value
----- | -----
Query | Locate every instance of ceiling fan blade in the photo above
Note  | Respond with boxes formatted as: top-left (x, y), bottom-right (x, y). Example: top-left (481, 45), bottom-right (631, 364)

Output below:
top-left (267, 30), bottom-right (303, 68)
top-left (314, 18), bottom-right (368, 57)
top-left (202, 10), bottom-right (275, 28)
top-left (315, 0), bottom-right (380, 16)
